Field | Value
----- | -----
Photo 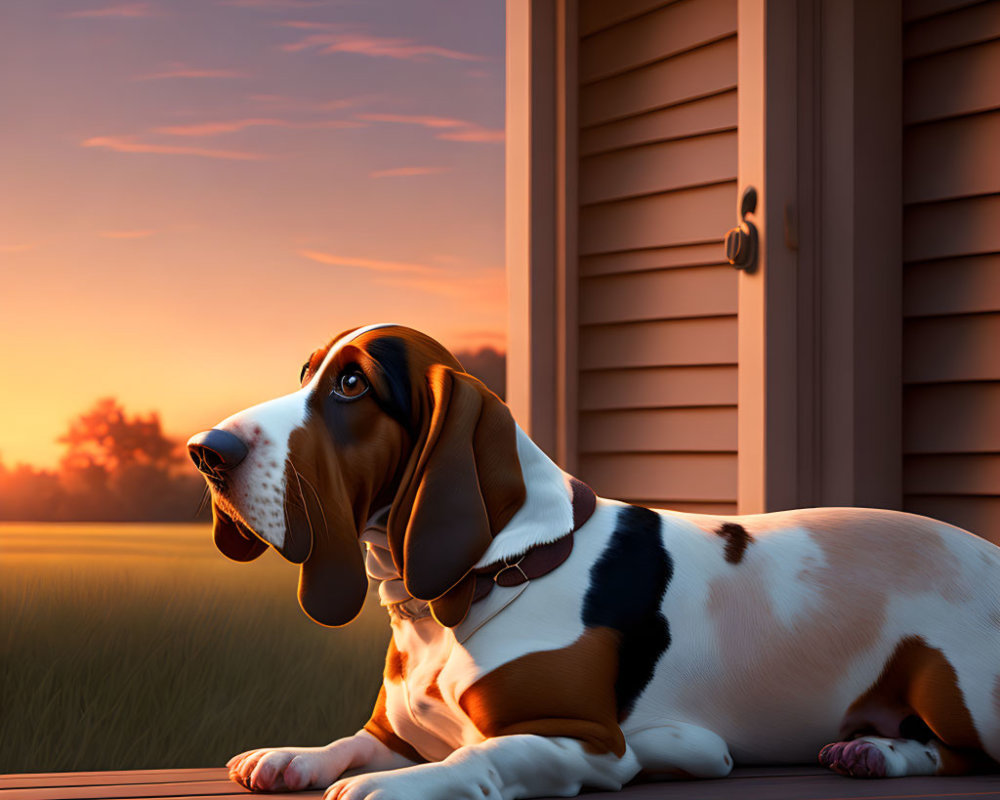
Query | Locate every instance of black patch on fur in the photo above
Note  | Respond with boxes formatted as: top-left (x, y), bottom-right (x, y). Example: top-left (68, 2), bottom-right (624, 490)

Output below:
top-left (900, 714), bottom-right (934, 743)
top-left (716, 522), bottom-right (751, 564)
top-left (582, 505), bottom-right (672, 719)
top-left (365, 337), bottom-right (413, 433)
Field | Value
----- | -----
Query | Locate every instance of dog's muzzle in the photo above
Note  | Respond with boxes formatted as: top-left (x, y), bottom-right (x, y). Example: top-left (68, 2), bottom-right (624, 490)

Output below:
top-left (187, 428), bottom-right (249, 481)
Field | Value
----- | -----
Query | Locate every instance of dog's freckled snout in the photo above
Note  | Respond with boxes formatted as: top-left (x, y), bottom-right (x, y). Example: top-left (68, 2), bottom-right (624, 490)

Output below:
top-left (187, 429), bottom-right (250, 479)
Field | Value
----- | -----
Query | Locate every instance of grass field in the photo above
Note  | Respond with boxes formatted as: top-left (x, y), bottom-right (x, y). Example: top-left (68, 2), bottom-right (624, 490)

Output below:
top-left (1, 523), bottom-right (390, 774)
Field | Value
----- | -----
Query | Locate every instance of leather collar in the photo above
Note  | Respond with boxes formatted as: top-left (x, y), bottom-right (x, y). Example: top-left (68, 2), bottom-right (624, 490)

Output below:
top-left (428, 478), bottom-right (597, 626)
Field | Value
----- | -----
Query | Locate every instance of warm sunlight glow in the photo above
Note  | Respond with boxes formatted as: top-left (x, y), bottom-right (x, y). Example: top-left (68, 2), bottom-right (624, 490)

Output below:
top-left (1, 0), bottom-right (505, 474)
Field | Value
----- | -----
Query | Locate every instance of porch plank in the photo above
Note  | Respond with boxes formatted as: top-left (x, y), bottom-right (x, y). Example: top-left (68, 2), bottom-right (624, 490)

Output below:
top-left (3, 767), bottom-right (1000, 800)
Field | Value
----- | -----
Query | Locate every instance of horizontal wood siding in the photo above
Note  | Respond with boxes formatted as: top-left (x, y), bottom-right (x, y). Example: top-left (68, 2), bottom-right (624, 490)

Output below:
top-left (902, 1), bottom-right (1000, 538)
top-left (903, 37), bottom-right (1000, 124)
top-left (576, 0), bottom-right (738, 511)
top-left (579, 265), bottom-right (737, 325)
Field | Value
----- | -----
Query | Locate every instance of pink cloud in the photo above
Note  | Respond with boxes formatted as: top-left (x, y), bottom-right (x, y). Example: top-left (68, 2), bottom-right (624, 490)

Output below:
top-left (81, 135), bottom-right (268, 161)
top-left (66, 3), bottom-right (156, 18)
top-left (373, 269), bottom-right (505, 303)
top-left (134, 66), bottom-right (247, 81)
top-left (297, 250), bottom-right (440, 276)
top-left (278, 20), bottom-right (340, 30)
top-left (281, 32), bottom-right (485, 62)
top-left (99, 230), bottom-right (155, 239)
top-left (357, 113), bottom-right (467, 129)
top-left (358, 113), bottom-right (504, 144)
top-left (369, 166), bottom-right (449, 178)
top-left (247, 94), bottom-right (372, 113)
top-left (437, 126), bottom-right (504, 143)
top-left (223, 0), bottom-right (329, 8)
top-left (154, 117), bottom-right (362, 136)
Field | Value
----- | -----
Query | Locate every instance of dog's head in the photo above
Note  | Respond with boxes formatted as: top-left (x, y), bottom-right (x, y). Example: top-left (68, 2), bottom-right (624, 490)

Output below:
top-left (188, 324), bottom-right (525, 627)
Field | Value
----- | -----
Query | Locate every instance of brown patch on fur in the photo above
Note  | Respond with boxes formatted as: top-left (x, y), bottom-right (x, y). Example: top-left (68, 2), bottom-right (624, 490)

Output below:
top-left (841, 636), bottom-right (982, 752)
top-left (459, 627), bottom-right (626, 756)
top-left (684, 508), bottom-right (966, 733)
top-left (716, 522), bottom-right (751, 564)
top-left (284, 402), bottom-right (405, 626)
top-left (933, 742), bottom-right (997, 775)
top-left (385, 639), bottom-right (407, 682)
top-left (363, 685), bottom-right (425, 763)
top-left (388, 363), bottom-right (525, 609)
top-left (426, 668), bottom-right (444, 701)
top-left (284, 326), bottom-right (527, 627)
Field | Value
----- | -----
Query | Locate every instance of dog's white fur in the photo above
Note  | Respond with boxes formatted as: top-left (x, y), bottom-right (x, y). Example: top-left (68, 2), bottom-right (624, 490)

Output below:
top-left (207, 326), bottom-right (1000, 800)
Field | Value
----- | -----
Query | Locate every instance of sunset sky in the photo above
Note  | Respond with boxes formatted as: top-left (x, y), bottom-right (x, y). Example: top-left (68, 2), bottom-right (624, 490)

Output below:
top-left (0, 0), bottom-right (505, 469)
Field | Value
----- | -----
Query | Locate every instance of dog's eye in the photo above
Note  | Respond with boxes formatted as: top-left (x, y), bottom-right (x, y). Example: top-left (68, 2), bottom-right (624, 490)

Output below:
top-left (334, 370), bottom-right (369, 400)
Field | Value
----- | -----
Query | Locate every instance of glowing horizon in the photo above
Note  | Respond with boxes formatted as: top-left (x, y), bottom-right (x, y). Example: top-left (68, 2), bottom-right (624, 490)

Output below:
top-left (0, 0), bottom-right (505, 470)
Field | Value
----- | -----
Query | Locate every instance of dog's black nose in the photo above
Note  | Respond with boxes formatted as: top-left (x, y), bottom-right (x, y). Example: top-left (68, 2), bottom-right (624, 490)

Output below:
top-left (187, 429), bottom-right (249, 478)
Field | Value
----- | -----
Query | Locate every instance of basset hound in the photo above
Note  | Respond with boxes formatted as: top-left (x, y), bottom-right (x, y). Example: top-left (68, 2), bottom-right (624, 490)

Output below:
top-left (188, 323), bottom-right (1000, 799)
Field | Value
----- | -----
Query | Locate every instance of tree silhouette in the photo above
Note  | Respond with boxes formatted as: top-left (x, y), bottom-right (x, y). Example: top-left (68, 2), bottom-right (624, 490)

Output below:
top-left (0, 350), bottom-right (507, 522)
top-left (58, 397), bottom-right (175, 475)
top-left (0, 398), bottom-right (203, 522)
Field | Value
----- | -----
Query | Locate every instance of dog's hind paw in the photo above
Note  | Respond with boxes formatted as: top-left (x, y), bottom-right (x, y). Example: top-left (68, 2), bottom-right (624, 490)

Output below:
top-left (819, 736), bottom-right (940, 778)
top-left (819, 739), bottom-right (889, 778)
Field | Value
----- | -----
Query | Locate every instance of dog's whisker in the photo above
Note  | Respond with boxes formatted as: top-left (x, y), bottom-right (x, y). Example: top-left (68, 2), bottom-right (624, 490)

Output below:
top-left (287, 459), bottom-right (317, 542)
top-left (295, 467), bottom-right (327, 522)
top-left (194, 485), bottom-right (211, 520)
top-left (289, 459), bottom-right (330, 540)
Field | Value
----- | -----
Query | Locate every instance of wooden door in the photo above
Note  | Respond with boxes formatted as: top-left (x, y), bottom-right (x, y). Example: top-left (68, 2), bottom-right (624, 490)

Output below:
top-left (573, 0), bottom-right (740, 513)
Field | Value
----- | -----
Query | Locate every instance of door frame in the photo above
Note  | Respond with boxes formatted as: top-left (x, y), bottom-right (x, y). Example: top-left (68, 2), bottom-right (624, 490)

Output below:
top-left (737, 0), bottom-right (903, 512)
top-left (506, 0), bottom-right (579, 469)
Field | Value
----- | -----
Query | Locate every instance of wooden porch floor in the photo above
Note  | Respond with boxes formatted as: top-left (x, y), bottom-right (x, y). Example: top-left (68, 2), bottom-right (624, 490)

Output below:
top-left (4, 767), bottom-right (1000, 800)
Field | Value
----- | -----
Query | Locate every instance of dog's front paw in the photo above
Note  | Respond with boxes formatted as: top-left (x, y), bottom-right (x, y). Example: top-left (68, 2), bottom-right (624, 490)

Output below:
top-left (228, 740), bottom-right (363, 792)
top-left (325, 768), bottom-right (491, 800)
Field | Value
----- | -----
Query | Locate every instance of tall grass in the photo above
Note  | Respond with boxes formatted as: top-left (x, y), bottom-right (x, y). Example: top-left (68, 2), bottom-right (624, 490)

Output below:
top-left (0, 523), bottom-right (390, 773)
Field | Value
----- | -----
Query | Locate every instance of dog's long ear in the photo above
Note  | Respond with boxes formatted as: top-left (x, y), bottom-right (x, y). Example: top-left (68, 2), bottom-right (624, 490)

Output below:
top-left (285, 437), bottom-right (368, 628)
top-left (388, 364), bottom-right (526, 605)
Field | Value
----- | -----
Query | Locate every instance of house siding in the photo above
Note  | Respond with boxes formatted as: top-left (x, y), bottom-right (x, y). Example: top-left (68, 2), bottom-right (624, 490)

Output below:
top-left (575, 0), bottom-right (739, 513)
top-left (901, 0), bottom-right (1000, 537)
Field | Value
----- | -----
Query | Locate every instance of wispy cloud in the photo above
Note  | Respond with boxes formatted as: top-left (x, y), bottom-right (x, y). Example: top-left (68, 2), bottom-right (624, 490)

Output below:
top-left (247, 94), bottom-right (371, 113)
top-left (134, 65), bottom-right (247, 81)
top-left (358, 113), bottom-right (466, 129)
top-left (223, 0), bottom-right (329, 8)
top-left (298, 249), bottom-right (440, 276)
top-left (357, 113), bottom-right (503, 144)
top-left (437, 126), bottom-right (504, 143)
top-left (278, 20), bottom-right (338, 29)
top-left (154, 117), bottom-right (361, 137)
top-left (280, 30), bottom-right (486, 62)
top-left (373, 269), bottom-right (505, 302)
top-left (298, 249), bottom-right (505, 305)
top-left (81, 135), bottom-right (268, 161)
top-left (99, 229), bottom-right (155, 239)
top-left (369, 166), bottom-right (448, 178)
top-left (66, 3), bottom-right (156, 19)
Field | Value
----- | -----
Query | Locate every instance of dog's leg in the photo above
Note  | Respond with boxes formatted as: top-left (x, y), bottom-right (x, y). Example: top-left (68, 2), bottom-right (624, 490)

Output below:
top-left (819, 736), bottom-right (993, 778)
top-left (228, 730), bottom-right (418, 792)
top-left (324, 735), bottom-right (641, 800)
top-left (627, 722), bottom-right (734, 779)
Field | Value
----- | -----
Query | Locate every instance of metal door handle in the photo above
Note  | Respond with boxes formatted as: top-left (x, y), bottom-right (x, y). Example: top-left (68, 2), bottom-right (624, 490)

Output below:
top-left (725, 186), bottom-right (758, 272)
